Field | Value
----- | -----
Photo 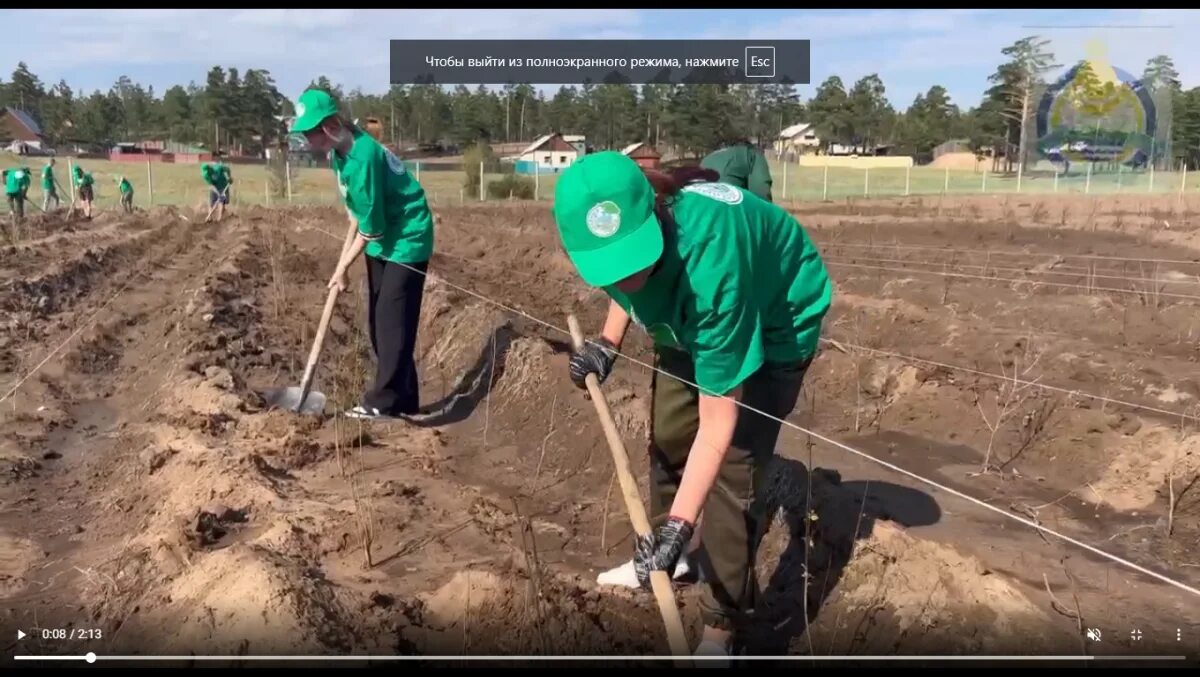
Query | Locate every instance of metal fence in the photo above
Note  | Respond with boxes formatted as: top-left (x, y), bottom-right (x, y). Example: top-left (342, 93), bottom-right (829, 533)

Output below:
top-left (771, 163), bottom-right (1194, 202)
top-left (12, 153), bottom-right (1197, 217)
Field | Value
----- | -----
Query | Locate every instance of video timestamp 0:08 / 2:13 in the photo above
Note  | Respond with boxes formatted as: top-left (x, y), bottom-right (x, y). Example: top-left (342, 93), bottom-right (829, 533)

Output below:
top-left (39, 628), bottom-right (103, 640)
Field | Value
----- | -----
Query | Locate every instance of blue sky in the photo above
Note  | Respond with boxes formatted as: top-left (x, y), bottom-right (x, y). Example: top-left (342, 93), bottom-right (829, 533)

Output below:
top-left (0, 9), bottom-right (1193, 112)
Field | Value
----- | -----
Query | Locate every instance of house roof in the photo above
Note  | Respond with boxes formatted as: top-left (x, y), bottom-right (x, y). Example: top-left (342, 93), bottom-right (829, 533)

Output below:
top-left (518, 134), bottom-right (556, 157)
top-left (517, 133), bottom-right (579, 156)
top-left (2, 107), bottom-right (43, 137)
top-left (779, 122), bottom-right (814, 139)
top-left (621, 142), bottom-right (661, 158)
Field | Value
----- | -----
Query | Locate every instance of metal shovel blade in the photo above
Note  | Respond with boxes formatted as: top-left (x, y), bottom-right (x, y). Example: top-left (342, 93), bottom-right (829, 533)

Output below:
top-left (261, 387), bottom-right (327, 416)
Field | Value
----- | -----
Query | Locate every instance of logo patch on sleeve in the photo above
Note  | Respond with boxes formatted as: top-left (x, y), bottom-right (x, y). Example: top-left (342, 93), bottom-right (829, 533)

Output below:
top-left (384, 149), bottom-right (407, 175)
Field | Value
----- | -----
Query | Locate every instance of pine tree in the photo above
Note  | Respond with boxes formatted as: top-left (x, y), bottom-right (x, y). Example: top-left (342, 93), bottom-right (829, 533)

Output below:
top-left (9, 62), bottom-right (46, 123)
top-left (1142, 55), bottom-right (1181, 168)
top-left (808, 76), bottom-right (850, 149)
top-left (991, 37), bottom-right (1059, 177)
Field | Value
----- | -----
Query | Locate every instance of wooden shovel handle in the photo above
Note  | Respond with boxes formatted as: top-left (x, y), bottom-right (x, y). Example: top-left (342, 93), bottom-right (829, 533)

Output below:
top-left (298, 286), bottom-right (341, 404)
top-left (567, 314), bottom-right (691, 660)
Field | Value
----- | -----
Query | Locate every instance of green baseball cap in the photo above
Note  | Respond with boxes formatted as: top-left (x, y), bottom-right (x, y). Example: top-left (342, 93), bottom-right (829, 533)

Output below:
top-left (290, 89), bottom-right (339, 134)
top-left (552, 151), bottom-right (663, 288)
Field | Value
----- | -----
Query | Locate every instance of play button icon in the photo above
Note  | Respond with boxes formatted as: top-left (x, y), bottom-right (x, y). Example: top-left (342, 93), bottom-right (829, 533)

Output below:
top-left (17, 629), bottom-right (26, 640)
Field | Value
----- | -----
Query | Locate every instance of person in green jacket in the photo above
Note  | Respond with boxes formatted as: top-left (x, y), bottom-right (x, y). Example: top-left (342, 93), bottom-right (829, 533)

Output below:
top-left (555, 152), bottom-right (831, 660)
top-left (117, 175), bottom-right (134, 213)
top-left (201, 155), bottom-right (233, 222)
top-left (700, 139), bottom-right (774, 203)
top-left (5, 166), bottom-right (31, 225)
top-left (72, 165), bottom-right (95, 220)
top-left (42, 158), bottom-right (62, 211)
top-left (290, 87), bottom-right (435, 420)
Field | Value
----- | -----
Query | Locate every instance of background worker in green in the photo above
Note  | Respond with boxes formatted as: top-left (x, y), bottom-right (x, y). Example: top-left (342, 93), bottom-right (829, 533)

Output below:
top-left (117, 175), bottom-right (134, 213)
top-left (42, 158), bottom-right (62, 211)
top-left (554, 152), bottom-right (832, 659)
top-left (201, 155), bottom-right (232, 222)
top-left (290, 88), bottom-right (435, 420)
top-left (5, 166), bottom-right (31, 224)
top-left (700, 138), bottom-right (774, 202)
top-left (73, 165), bottom-right (95, 219)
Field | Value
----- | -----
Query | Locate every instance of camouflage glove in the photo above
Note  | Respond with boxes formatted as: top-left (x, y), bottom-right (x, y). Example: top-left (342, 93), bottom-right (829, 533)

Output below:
top-left (568, 336), bottom-right (618, 389)
top-left (633, 516), bottom-right (695, 589)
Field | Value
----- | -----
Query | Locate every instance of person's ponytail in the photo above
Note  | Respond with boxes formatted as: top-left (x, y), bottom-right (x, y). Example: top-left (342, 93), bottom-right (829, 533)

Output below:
top-left (640, 165), bottom-right (719, 239)
top-left (641, 166), bottom-right (719, 208)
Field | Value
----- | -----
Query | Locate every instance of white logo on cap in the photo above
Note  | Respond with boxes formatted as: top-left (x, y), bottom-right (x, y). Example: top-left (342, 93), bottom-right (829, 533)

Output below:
top-left (682, 182), bottom-right (743, 205)
top-left (586, 201), bottom-right (622, 238)
top-left (295, 101), bottom-right (306, 118)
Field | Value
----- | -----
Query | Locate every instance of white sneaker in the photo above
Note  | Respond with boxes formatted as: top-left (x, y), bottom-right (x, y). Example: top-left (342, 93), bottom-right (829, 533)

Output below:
top-left (692, 638), bottom-right (731, 667)
top-left (596, 553), bottom-right (693, 588)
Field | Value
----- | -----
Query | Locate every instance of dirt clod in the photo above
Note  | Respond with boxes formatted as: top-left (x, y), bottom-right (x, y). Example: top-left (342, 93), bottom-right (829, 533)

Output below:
top-left (203, 366), bottom-right (235, 391)
top-left (141, 447), bottom-right (176, 474)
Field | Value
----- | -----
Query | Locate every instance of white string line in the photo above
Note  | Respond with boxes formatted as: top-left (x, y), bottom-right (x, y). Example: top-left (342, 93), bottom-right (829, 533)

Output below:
top-left (819, 247), bottom-right (1159, 278)
top-left (300, 222), bottom-right (1200, 600)
top-left (0, 223), bottom-right (235, 404)
top-left (811, 240), bottom-right (1200, 267)
top-left (827, 261), bottom-right (1200, 301)
top-left (0, 272), bottom-right (145, 404)
top-left (821, 339), bottom-right (1200, 422)
top-left (306, 224), bottom-right (1197, 422)
top-left (821, 252), bottom-right (1200, 287)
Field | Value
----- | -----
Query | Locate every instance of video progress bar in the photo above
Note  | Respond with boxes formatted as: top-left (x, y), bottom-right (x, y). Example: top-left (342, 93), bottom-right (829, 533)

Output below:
top-left (11, 654), bottom-right (1192, 663)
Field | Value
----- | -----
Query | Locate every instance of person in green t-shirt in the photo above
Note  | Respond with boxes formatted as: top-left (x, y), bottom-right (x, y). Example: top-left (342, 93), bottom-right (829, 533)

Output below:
top-left (72, 165), bottom-right (95, 220)
top-left (289, 87), bottom-right (435, 420)
top-left (201, 154), bottom-right (233, 222)
top-left (116, 175), bottom-right (134, 213)
top-left (42, 158), bottom-right (62, 211)
top-left (554, 151), bottom-right (832, 660)
top-left (5, 166), bottom-right (32, 225)
top-left (700, 139), bottom-right (774, 202)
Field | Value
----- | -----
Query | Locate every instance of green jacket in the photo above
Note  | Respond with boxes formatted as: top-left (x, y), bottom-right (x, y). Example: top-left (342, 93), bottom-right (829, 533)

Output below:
top-left (701, 144), bottom-right (773, 203)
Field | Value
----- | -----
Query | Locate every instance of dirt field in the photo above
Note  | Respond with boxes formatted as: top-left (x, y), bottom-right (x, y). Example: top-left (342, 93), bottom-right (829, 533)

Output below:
top-left (1, 194), bottom-right (1198, 665)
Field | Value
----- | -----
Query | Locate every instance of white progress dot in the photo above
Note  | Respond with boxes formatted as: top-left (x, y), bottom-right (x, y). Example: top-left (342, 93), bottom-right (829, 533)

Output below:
top-left (85, 652), bottom-right (96, 663)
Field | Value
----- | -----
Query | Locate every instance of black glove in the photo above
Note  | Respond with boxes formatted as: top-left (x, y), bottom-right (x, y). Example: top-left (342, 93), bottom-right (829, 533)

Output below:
top-left (568, 336), bottom-right (618, 389)
top-left (634, 516), bottom-right (695, 588)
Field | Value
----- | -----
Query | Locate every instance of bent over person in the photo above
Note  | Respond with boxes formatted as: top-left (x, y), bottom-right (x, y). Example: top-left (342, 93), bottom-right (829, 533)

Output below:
top-left (290, 88), bottom-right (435, 420)
top-left (73, 165), bottom-right (95, 219)
top-left (5, 166), bottom-right (31, 225)
top-left (701, 139), bottom-right (774, 203)
top-left (201, 157), bottom-right (232, 222)
top-left (553, 151), bottom-right (832, 659)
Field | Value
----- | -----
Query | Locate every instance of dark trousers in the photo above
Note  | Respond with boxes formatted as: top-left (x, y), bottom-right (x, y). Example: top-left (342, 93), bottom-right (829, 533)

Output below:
top-left (7, 193), bottom-right (23, 222)
top-left (363, 256), bottom-right (428, 415)
top-left (648, 347), bottom-right (811, 631)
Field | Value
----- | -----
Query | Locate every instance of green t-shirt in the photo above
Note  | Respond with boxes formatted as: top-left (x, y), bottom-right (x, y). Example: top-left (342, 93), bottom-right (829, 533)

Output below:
top-left (701, 144), bottom-right (774, 203)
top-left (75, 170), bottom-right (94, 187)
top-left (605, 182), bottom-right (832, 396)
top-left (332, 130), bottom-right (434, 264)
top-left (42, 165), bottom-right (55, 190)
top-left (119, 178), bottom-right (133, 194)
top-left (202, 163), bottom-right (230, 191)
top-left (4, 167), bottom-right (27, 195)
